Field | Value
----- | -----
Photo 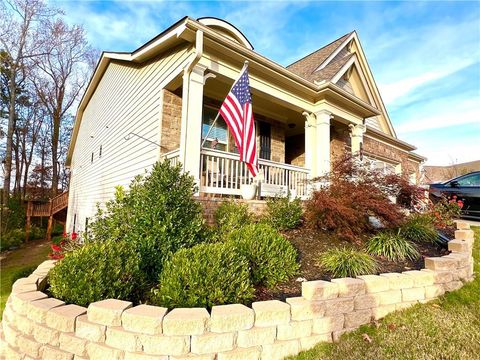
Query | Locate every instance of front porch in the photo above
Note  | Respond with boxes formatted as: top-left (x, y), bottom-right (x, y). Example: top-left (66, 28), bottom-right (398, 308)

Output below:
top-left (163, 148), bottom-right (310, 198)
top-left (159, 59), bottom-right (379, 199)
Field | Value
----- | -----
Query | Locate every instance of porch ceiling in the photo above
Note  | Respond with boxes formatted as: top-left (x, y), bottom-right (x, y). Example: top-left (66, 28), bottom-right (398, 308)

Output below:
top-left (202, 76), bottom-right (306, 136)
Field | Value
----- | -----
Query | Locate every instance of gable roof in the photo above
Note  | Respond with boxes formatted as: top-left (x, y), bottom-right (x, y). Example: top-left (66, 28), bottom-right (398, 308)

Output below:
top-left (286, 32), bottom-right (353, 81)
top-left (67, 17), bottom-right (418, 165)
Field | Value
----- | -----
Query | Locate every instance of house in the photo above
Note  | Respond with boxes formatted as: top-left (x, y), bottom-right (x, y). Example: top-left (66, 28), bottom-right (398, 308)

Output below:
top-left (65, 16), bottom-right (425, 233)
top-left (422, 160), bottom-right (480, 185)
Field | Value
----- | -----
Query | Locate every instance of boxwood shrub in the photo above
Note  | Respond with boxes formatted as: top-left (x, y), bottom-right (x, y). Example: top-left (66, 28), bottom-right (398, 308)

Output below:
top-left (265, 194), bottom-right (302, 230)
top-left (152, 242), bottom-right (254, 308)
top-left (214, 200), bottom-right (251, 237)
top-left (49, 239), bottom-right (145, 306)
top-left (227, 223), bottom-right (299, 287)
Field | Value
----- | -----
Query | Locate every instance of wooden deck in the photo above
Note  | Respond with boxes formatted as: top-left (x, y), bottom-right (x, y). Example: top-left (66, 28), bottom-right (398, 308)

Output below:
top-left (26, 192), bottom-right (69, 241)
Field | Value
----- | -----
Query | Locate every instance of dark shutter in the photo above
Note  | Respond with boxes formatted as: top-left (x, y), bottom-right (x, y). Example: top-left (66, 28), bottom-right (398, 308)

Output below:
top-left (259, 121), bottom-right (271, 160)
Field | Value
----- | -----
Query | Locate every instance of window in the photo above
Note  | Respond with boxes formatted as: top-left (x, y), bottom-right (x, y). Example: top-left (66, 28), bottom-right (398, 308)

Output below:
top-left (364, 156), bottom-right (396, 175)
top-left (457, 173), bottom-right (480, 186)
top-left (259, 121), bottom-right (271, 160)
top-left (202, 106), bottom-right (228, 151)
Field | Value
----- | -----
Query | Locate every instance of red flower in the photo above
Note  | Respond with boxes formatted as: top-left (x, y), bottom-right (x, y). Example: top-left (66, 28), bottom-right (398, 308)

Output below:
top-left (62, 231), bottom-right (67, 238)
top-left (51, 244), bottom-right (62, 252)
top-left (457, 200), bottom-right (464, 209)
top-left (71, 232), bottom-right (78, 240)
top-left (49, 253), bottom-right (64, 260)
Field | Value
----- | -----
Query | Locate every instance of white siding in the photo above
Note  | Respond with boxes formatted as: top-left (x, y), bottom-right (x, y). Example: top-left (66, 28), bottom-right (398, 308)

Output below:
top-left (365, 116), bottom-right (382, 131)
top-left (336, 78), bottom-right (354, 95)
top-left (66, 46), bottom-right (192, 233)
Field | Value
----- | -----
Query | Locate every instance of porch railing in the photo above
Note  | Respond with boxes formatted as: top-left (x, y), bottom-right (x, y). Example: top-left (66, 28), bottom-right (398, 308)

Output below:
top-left (200, 148), bottom-right (310, 198)
top-left (161, 149), bottom-right (180, 167)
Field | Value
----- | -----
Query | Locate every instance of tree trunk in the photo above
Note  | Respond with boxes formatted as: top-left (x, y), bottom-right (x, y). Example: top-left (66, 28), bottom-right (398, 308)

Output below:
top-left (51, 112), bottom-right (60, 195)
top-left (3, 76), bottom-right (16, 203)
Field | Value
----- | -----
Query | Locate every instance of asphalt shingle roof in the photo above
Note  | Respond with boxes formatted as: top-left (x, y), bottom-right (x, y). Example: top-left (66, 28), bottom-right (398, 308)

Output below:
top-left (286, 32), bottom-right (353, 83)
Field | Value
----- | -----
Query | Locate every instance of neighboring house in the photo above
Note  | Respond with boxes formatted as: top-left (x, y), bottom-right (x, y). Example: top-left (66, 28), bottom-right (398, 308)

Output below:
top-left (422, 160), bottom-right (480, 185)
top-left (65, 17), bottom-right (425, 233)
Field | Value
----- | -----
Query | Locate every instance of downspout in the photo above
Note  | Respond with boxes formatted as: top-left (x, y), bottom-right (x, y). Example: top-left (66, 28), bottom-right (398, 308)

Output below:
top-left (179, 29), bottom-right (203, 170)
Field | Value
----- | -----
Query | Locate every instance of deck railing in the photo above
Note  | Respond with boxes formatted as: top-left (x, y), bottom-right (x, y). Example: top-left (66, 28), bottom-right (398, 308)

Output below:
top-left (200, 148), bottom-right (310, 198)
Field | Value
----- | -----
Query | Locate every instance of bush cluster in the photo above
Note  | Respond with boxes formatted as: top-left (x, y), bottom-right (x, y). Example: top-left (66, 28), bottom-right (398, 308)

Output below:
top-left (49, 239), bottom-right (145, 306)
top-left (153, 223), bottom-right (299, 308)
top-left (1, 229), bottom-right (24, 251)
top-left (152, 242), bottom-right (254, 308)
top-left (318, 247), bottom-right (377, 278)
top-left (227, 223), bottom-right (299, 287)
top-left (304, 155), bottom-right (407, 242)
top-left (265, 194), bottom-right (303, 230)
top-left (85, 160), bottom-right (206, 283)
top-left (214, 200), bottom-right (251, 237)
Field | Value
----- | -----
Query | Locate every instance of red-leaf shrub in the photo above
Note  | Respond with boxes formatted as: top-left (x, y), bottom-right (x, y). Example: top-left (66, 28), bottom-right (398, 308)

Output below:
top-left (304, 155), bottom-right (407, 243)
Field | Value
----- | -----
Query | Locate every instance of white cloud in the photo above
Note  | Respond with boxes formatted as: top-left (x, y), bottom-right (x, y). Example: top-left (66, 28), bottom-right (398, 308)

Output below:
top-left (373, 16), bottom-right (480, 106)
top-left (396, 98), bottom-right (480, 133)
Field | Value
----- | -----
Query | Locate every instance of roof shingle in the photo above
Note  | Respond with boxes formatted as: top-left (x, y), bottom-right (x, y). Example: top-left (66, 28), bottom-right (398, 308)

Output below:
top-left (286, 32), bottom-right (353, 82)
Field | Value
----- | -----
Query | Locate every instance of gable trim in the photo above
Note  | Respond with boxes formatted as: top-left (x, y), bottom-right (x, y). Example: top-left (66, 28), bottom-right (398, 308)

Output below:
top-left (330, 55), bottom-right (376, 108)
top-left (315, 32), bottom-right (355, 72)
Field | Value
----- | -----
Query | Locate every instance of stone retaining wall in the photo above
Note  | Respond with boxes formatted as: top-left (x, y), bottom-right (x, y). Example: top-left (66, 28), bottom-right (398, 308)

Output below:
top-left (0, 222), bottom-right (475, 360)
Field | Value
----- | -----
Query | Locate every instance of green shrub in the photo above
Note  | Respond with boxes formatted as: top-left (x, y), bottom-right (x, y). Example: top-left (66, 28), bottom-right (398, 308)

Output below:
top-left (49, 239), bottom-right (145, 306)
top-left (227, 223), bottom-right (299, 287)
top-left (87, 161), bottom-right (206, 283)
top-left (400, 214), bottom-right (438, 243)
top-left (1, 229), bottom-right (24, 251)
top-left (1, 197), bottom-right (26, 234)
top-left (265, 194), bottom-right (303, 230)
top-left (30, 226), bottom-right (46, 240)
top-left (318, 247), bottom-right (377, 278)
top-left (214, 200), bottom-right (251, 237)
top-left (52, 223), bottom-right (64, 236)
top-left (367, 231), bottom-right (419, 261)
top-left (152, 242), bottom-right (254, 308)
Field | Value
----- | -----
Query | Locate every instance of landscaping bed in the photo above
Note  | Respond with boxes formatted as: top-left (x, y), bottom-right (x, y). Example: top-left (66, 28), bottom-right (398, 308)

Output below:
top-left (256, 227), bottom-right (450, 302)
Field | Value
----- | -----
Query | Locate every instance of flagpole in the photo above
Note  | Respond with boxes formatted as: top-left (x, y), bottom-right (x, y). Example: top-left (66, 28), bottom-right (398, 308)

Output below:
top-left (200, 112), bottom-right (221, 148)
top-left (200, 61), bottom-right (249, 149)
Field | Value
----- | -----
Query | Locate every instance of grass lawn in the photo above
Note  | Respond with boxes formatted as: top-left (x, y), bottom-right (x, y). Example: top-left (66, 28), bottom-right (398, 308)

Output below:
top-left (290, 226), bottom-right (480, 360)
top-left (0, 237), bottom-right (51, 320)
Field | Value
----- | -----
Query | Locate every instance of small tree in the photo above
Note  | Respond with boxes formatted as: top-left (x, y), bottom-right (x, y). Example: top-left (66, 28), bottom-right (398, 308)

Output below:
top-left (87, 160), bottom-right (206, 283)
top-left (305, 154), bottom-right (407, 243)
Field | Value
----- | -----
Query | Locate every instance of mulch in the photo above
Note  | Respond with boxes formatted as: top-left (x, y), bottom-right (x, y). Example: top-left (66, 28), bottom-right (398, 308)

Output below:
top-left (255, 226), bottom-right (450, 302)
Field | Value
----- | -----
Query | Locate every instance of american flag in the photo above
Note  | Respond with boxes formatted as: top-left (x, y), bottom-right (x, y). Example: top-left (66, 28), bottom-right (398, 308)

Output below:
top-left (219, 63), bottom-right (258, 177)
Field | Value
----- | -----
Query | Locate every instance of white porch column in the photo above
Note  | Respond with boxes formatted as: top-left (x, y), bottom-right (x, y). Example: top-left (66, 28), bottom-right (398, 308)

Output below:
top-left (314, 110), bottom-right (332, 177)
top-left (302, 112), bottom-right (316, 176)
top-left (349, 123), bottom-right (366, 155)
top-left (179, 64), bottom-right (207, 189)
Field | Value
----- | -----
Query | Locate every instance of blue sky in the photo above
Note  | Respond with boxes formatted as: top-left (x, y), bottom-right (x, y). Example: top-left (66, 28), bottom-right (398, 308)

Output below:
top-left (53, 0), bottom-right (480, 166)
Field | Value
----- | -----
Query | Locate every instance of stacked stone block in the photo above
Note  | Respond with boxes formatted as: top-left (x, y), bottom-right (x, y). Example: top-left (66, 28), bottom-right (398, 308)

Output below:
top-left (1, 222), bottom-right (474, 360)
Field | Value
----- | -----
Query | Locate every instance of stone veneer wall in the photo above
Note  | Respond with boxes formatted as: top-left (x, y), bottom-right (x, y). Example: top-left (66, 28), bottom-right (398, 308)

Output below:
top-left (0, 223), bottom-right (475, 360)
top-left (160, 90), bottom-right (182, 154)
top-left (197, 198), bottom-right (268, 226)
